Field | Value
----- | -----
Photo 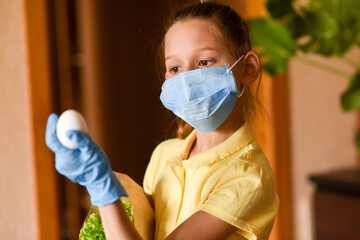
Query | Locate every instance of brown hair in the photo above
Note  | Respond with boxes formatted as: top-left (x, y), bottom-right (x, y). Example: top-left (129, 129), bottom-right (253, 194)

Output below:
top-left (157, 1), bottom-right (264, 139)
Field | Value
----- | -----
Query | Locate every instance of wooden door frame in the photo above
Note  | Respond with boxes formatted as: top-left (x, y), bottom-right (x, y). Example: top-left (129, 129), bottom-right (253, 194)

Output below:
top-left (24, 0), bottom-right (60, 239)
top-left (244, 1), bottom-right (293, 240)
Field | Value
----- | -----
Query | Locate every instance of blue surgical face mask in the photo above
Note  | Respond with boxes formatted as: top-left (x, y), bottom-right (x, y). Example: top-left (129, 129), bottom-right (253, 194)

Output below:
top-left (160, 55), bottom-right (244, 133)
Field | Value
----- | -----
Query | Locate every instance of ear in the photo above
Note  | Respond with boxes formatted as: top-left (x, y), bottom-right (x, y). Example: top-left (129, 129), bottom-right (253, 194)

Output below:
top-left (241, 51), bottom-right (261, 86)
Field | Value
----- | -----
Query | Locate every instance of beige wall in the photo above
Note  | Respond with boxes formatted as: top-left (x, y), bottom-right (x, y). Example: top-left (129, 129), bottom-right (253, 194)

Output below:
top-left (289, 49), bottom-right (359, 240)
top-left (0, 0), bottom-right (37, 238)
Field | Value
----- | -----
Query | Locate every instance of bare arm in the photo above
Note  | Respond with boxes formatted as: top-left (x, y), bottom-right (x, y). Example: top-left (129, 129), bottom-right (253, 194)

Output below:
top-left (99, 200), bottom-right (142, 240)
top-left (165, 211), bottom-right (237, 240)
top-left (99, 200), bottom-right (237, 240)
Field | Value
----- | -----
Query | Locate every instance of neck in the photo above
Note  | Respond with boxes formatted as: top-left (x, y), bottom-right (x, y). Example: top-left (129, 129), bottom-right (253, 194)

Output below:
top-left (188, 110), bottom-right (244, 158)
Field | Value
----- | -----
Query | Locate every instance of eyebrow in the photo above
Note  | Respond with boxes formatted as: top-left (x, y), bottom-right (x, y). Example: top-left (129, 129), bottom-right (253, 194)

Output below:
top-left (198, 47), bottom-right (217, 52)
top-left (165, 47), bottom-right (217, 61)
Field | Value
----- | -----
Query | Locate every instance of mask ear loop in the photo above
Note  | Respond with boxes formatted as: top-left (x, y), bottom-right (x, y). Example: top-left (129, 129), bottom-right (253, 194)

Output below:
top-left (226, 55), bottom-right (245, 97)
top-left (227, 55), bottom-right (244, 73)
top-left (237, 85), bottom-right (246, 97)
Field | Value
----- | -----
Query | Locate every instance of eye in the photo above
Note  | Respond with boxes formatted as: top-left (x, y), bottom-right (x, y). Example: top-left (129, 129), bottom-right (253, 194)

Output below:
top-left (169, 66), bottom-right (181, 74)
top-left (198, 60), bottom-right (214, 67)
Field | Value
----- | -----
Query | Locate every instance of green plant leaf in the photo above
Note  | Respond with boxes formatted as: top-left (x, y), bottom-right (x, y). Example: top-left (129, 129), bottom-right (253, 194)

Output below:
top-left (311, 0), bottom-right (360, 16)
top-left (300, 10), bottom-right (338, 56)
top-left (285, 11), bottom-right (307, 39)
top-left (304, 0), bottom-right (360, 56)
top-left (357, 130), bottom-right (360, 155)
top-left (248, 18), bottom-right (295, 75)
top-left (266, 0), bottom-right (293, 19)
top-left (339, 0), bottom-right (360, 51)
top-left (341, 72), bottom-right (360, 111)
top-left (328, 0), bottom-right (360, 56)
top-left (355, 130), bottom-right (360, 155)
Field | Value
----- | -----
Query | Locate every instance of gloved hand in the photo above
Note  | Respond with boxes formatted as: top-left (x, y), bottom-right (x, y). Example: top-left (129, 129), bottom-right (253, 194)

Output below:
top-left (45, 113), bottom-right (127, 206)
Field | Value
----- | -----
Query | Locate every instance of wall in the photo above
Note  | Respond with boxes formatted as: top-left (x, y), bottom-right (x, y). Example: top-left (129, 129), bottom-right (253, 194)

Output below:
top-left (289, 49), bottom-right (359, 240)
top-left (0, 0), bottom-right (37, 238)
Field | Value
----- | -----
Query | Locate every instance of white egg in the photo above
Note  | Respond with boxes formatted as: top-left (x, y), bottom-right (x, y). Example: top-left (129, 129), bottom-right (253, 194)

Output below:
top-left (56, 109), bottom-right (88, 149)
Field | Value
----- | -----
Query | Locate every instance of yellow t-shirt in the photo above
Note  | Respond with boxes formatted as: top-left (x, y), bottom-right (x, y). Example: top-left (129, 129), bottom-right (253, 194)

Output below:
top-left (143, 123), bottom-right (279, 240)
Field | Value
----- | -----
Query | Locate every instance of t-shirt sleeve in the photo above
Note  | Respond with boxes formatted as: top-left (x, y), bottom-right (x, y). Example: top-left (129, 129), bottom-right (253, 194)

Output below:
top-left (200, 162), bottom-right (279, 240)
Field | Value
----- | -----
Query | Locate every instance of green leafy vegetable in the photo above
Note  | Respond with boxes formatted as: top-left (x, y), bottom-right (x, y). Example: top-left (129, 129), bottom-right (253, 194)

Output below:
top-left (79, 213), bottom-right (106, 240)
top-left (122, 200), bottom-right (134, 223)
top-left (79, 200), bottom-right (134, 240)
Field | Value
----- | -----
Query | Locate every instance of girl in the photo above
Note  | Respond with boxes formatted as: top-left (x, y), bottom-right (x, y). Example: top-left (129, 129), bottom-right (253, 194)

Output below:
top-left (46, 1), bottom-right (279, 239)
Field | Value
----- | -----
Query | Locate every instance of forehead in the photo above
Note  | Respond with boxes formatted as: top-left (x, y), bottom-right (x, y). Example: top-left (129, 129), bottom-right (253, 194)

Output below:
top-left (164, 18), bottom-right (226, 57)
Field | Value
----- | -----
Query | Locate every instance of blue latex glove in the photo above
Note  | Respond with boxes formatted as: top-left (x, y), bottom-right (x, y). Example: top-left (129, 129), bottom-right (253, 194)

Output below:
top-left (45, 113), bottom-right (127, 206)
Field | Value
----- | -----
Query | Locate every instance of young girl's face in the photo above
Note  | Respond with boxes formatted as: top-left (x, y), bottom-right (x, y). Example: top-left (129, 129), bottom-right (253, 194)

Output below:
top-left (164, 18), bottom-right (237, 80)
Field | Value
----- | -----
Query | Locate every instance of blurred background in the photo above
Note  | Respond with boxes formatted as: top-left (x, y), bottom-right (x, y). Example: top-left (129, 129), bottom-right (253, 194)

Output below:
top-left (0, 0), bottom-right (359, 239)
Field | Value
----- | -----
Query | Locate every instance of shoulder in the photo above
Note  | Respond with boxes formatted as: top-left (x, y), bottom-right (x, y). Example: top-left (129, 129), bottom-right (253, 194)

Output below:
top-left (203, 140), bottom-right (278, 214)
top-left (214, 155), bottom-right (275, 194)
top-left (233, 139), bottom-right (275, 180)
top-left (216, 138), bottom-right (274, 179)
top-left (201, 154), bottom-right (279, 239)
